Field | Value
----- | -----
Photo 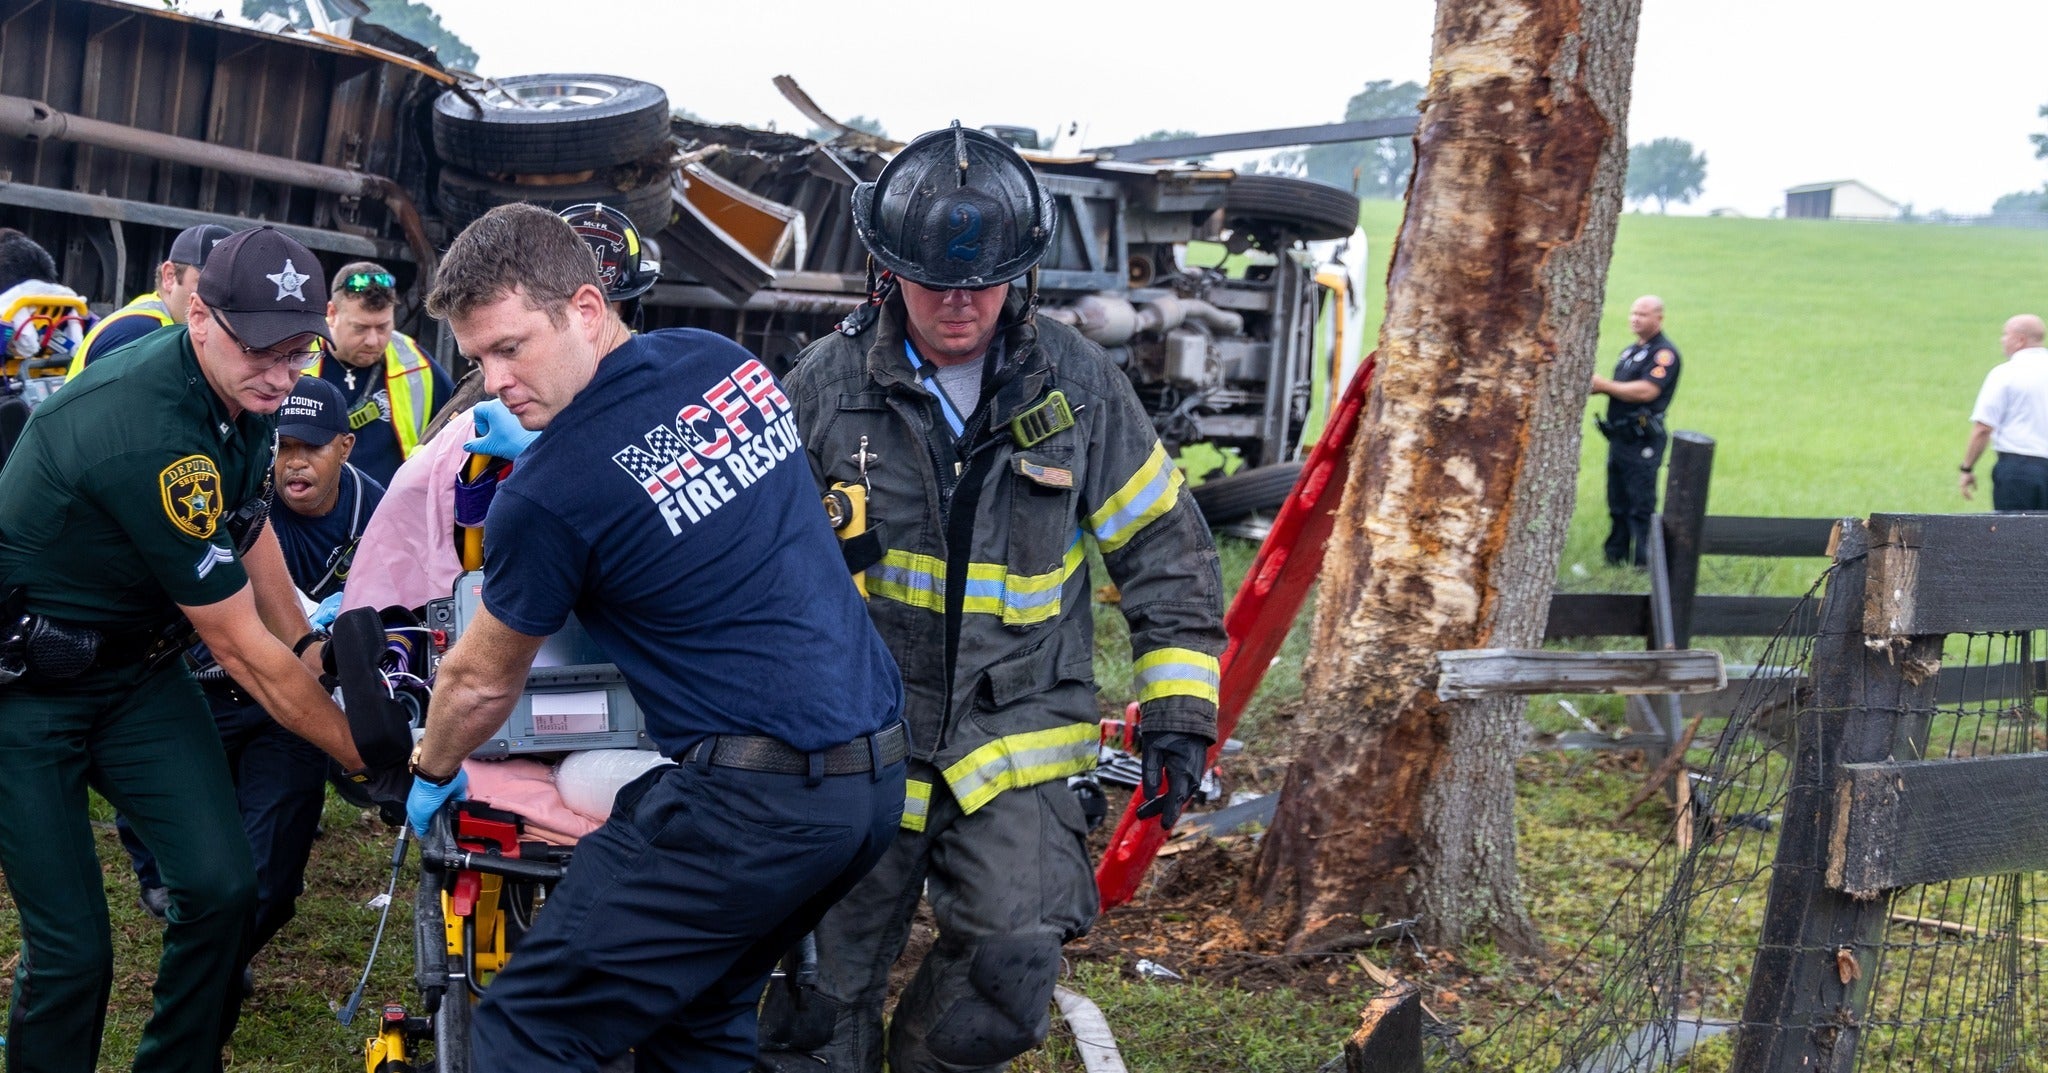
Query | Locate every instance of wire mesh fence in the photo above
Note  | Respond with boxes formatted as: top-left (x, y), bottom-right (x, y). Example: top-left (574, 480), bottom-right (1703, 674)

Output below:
top-left (1426, 551), bottom-right (2048, 1073)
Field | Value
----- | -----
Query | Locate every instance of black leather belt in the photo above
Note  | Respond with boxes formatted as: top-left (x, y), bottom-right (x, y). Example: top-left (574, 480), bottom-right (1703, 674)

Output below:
top-left (683, 722), bottom-right (908, 776)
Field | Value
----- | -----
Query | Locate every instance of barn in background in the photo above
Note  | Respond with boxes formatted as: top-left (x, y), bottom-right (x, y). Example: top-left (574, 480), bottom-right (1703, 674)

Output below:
top-left (1784, 180), bottom-right (1901, 220)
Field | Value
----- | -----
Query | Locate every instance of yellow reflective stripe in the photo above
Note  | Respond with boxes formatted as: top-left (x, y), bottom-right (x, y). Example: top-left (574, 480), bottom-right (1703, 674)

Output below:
top-left (963, 536), bottom-right (1083, 624)
top-left (873, 541), bottom-right (1084, 624)
top-left (304, 335), bottom-right (435, 458)
top-left (385, 333), bottom-right (434, 458)
top-left (870, 550), bottom-right (947, 612)
top-left (1133, 647), bottom-right (1221, 705)
top-left (1086, 442), bottom-right (1184, 553)
top-left (69, 295), bottom-right (173, 377)
top-left (941, 723), bottom-right (1099, 815)
top-left (901, 779), bottom-right (932, 833)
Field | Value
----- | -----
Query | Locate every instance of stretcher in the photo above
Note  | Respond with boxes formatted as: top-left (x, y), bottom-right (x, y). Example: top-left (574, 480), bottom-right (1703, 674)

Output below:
top-left (342, 457), bottom-right (893, 1070)
top-left (363, 799), bottom-right (570, 1072)
top-left (323, 587), bottom-right (620, 1072)
top-left (1, 285), bottom-right (89, 408)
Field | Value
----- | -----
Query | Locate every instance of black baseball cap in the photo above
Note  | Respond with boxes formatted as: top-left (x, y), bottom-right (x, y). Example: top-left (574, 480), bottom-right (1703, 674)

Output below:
top-left (196, 226), bottom-right (333, 350)
top-left (167, 224), bottom-right (233, 268)
top-left (276, 375), bottom-right (351, 446)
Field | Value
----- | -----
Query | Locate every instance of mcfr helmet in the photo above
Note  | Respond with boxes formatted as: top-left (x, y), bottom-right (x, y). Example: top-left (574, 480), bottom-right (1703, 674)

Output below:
top-left (851, 122), bottom-right (1055, 290)
top-left (559, 202), bottom-right (659, 303)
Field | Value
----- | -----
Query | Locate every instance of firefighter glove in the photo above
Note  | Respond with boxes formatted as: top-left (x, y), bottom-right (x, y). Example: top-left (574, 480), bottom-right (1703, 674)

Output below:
top-left (407, 766), bottom-right (469, 838)
top-left (1134, 730), bottom-right (1210, 832)
top-left (465, 398), bottom-right (540, 460)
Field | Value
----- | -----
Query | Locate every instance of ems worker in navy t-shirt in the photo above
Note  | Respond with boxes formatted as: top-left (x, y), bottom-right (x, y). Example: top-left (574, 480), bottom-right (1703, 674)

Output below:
top-left (404, 204), bottom-right (906, 1071)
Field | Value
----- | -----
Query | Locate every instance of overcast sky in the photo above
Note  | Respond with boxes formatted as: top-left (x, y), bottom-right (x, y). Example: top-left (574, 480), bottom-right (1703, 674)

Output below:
top-left (409, 0), bottom-right (2046, 217)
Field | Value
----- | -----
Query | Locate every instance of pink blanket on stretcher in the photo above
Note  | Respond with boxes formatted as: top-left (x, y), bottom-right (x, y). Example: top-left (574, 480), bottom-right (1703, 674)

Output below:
top-left (458, 758), bottom-right (601, 844)
top-left (341, 408), bottom-right (475, 615)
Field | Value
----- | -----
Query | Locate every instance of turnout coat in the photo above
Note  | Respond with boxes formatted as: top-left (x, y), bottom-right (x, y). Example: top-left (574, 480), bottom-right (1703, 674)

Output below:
top-left (787, 291), bottom-right (1225, 830)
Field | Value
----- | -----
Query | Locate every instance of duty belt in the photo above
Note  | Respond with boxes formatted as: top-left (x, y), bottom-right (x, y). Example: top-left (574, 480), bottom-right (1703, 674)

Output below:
top-left (682, 722), bottom-right (909, 776)
top-left (0, 613), bottom-right (192, 686)
top-left (1599, 411), bottom-right (1666, 441)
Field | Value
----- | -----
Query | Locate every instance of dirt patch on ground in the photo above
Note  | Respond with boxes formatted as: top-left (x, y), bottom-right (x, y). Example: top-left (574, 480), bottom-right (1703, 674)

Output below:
top-left (894, 748), bottom-right (1552, 1021)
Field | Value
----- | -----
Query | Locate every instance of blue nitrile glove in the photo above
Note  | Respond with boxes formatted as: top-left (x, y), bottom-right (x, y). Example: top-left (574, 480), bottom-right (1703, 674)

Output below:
top-left (464, 398), bottom-right (540, 460)
top-left (407, 766), bottom-right (469, 837)
top-left (310, 591), bottom-right (345, 629)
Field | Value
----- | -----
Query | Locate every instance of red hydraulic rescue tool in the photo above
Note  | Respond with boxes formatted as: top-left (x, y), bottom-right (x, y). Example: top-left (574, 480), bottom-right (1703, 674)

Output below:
top-left (1095, 354), bottom-right (1377, 909)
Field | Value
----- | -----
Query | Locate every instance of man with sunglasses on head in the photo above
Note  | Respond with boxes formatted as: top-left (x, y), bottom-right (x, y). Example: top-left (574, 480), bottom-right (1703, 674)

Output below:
top-left (308, 261), bottom-right (450, 485)
top-left (758, 125), bottom-right (1225, 1073)
top-left (0, 226), bottom-right (411, 1073)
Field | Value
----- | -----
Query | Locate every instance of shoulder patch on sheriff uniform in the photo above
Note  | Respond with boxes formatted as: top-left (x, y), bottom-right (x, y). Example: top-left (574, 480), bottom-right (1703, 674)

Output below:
top-left (159, 454), bottom-right (225, 539)
top-left (1650, 366), bottom-right (1668, 379)
top-left (1655, 348), bottom-right (1676, 365)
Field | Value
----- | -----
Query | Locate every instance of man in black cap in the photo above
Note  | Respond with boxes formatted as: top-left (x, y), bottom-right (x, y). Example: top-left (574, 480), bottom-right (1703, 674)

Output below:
top-left (0, 225), bottom-right (408, 1073)
top-left (69, 222), bottom-right (235, 374)
top-left (117, 376), bottom-right (385, 976)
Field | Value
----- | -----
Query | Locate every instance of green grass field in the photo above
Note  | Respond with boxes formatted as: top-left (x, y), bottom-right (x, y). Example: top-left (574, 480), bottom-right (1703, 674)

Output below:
top-left (1356, 202), bottom-right (2048, 586)
top-left (8, 208), bottom-right (2048, 1071)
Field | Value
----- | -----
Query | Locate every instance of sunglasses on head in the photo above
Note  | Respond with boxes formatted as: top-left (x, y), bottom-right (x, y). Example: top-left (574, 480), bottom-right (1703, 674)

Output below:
top-left (342, 271), bottom-right (396, 293)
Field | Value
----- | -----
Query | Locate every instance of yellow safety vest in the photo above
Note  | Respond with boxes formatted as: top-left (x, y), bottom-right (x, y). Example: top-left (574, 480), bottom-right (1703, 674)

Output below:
top-left (310, 332), bottom-right (437, 460)
top-left (67, 292), bottom-right (174, 378)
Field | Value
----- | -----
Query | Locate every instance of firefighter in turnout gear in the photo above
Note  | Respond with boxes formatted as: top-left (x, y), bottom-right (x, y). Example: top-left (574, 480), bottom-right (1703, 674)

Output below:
top-left (759, 124), bottom-right (1226, 1073)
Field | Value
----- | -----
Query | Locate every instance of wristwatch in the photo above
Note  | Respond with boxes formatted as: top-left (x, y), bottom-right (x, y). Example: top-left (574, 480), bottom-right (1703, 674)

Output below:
top-left (408, 741), bottom-right (459, 787)
top-left (292, 628), bottom-right (328, 657)
top-left (1960, 464), bottom-right (1975, 474)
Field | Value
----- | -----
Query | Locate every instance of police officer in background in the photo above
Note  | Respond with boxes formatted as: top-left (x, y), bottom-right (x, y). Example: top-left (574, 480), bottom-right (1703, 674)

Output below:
top-left (759, 124), bottom-right (1226, 1073)
top-left (307, 260), bottom-right (451, 484)
top-left (0, 226), bottom-right (407, 1073)
top-left (1592, 294), bottom-right (1682, 568)
top-left (68, 223), bottom-right (233, 374)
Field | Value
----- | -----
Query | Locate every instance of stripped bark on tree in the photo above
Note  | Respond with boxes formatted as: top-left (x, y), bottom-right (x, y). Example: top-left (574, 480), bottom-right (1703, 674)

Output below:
top-left (1249, 0), bottom-right (1643, 951)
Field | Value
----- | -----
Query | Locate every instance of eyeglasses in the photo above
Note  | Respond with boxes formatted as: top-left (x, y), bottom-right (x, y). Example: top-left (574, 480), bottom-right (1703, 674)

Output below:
top-left (215, 315), bottom-right (321, 373)
top-left (342, 271), bottom-right (396, 293)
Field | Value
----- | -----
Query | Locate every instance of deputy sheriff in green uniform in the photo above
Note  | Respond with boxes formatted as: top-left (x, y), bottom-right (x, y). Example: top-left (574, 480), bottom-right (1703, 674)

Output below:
top-left (0, 226), bottom-right (405, 1073)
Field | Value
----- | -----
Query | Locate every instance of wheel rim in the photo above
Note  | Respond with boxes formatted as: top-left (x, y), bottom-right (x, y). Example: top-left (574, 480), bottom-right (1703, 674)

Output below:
top-left (482, 79), bottom-right (621, 111)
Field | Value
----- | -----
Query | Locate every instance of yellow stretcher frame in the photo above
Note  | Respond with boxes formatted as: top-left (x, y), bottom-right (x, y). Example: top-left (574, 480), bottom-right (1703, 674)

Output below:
top-left (2, 292), bottom-right (90, 382)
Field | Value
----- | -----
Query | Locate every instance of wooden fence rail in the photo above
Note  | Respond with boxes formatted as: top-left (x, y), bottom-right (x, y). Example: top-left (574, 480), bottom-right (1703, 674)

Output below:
top-left (1732, 512), bottom-right (2048, 1073)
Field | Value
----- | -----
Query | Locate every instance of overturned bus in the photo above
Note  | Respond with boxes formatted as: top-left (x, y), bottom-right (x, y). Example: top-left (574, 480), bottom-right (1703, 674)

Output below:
top-left (0, 0), bottom-right (1367, 513)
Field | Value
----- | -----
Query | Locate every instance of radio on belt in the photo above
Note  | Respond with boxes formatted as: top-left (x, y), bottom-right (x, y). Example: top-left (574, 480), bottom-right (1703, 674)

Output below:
top-left (424, 571), bottom-right (654, 757)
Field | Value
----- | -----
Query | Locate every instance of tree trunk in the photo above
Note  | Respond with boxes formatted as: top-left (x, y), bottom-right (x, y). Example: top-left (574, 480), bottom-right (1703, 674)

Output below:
top-left (1248, 0), bottom-right (1642, 952)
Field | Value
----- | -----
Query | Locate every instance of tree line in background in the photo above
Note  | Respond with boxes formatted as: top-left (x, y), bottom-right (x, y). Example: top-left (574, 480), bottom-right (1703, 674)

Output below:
top-left (1991, 103), bottom-right (2048, 216)
top-left (238, 2), bottom-right (2047, 221)
top-left (1131, 81), bottom-right (1429, 199)
top-left (1625, 137), bottom-right (1705, 212)
top-left (1195, 79), bottom-right (1707, 214)
top-left (241, 0), bottom-right (477, 68)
